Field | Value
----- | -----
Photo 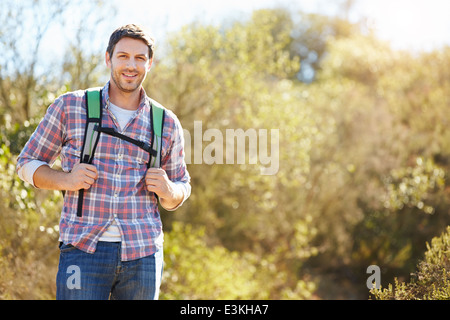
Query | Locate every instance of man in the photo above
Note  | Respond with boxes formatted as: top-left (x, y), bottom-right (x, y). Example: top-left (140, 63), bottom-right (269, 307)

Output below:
top-left (16, 24), bottom-right (191, 300)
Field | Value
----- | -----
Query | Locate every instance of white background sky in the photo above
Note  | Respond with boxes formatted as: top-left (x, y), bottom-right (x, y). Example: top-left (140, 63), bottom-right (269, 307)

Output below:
top-left (34, 0), bottom-right (450, 74)
top-left (352, 0), bottom-right (450, 51)
top-left (110, 0), bottom-right (450, 52)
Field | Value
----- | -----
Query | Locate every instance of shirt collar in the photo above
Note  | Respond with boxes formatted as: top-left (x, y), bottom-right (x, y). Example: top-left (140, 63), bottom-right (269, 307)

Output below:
top-left (102, 81), bottom-right (149, 113)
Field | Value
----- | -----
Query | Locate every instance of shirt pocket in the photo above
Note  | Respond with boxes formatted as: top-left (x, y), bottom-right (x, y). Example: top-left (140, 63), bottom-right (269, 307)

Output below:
top-left (123, 132), bottom-right (151, 168)
top-left (60, 141), bottom-right (81, 172)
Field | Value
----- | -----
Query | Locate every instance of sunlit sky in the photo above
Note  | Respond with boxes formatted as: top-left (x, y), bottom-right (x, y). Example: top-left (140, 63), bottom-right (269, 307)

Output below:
top-left (352, 0), bottom-right (450, 51)
top-left (34, 0), bottom-right (450, 73)
top-left (111, 0), bottom-right (450, 52)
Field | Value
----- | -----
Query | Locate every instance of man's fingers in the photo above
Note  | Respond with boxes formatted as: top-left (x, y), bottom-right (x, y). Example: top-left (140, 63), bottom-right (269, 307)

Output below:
top-left (145, 168), bottom-right (171, 196)
top-left (146, 168), bottom-right (165, 175)
top-left (145, 177), bottom-right (161, 187)
top-left (82, 182), bottom-right (92, 190)
top-left (85, 176), bottom-right (96, 185)
top-left (69, 163), bottom-right (99, 191)
top-left (81, 164), bottom-right (98, 179)
top-left (145, 168), bottom-right (166, 182)
top-left (79, 174), bottom-right (97, 190)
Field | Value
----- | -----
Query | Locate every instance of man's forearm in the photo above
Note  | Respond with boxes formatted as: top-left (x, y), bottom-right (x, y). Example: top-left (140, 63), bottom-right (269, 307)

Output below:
top-left (33, 165), bottom-right (70, 190)
top-left (33, 163), bottom-right (98, 191)
top-left (159, 182), bottom-right (185, 211)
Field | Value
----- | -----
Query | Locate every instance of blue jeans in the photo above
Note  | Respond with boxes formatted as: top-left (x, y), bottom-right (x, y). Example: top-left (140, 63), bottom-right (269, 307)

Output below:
top-left (56, 242), bottom-right (163, 300)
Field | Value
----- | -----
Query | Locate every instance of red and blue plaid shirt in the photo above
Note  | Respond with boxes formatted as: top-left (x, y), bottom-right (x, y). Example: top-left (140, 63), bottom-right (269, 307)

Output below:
top-left (16, 82), bottom-right (190, 261)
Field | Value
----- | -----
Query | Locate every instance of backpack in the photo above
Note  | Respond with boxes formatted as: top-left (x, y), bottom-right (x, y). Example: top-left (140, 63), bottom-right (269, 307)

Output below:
top-left (76, 87), bottom-right (165, 217)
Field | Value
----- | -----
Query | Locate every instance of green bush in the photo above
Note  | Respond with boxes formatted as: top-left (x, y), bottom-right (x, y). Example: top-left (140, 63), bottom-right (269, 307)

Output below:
top-left (371, 226), bottom-right (450, 300)
top-left (160, 222), bottom-right (316, 300)
top-left (0, 144), bottom-right (61, 299)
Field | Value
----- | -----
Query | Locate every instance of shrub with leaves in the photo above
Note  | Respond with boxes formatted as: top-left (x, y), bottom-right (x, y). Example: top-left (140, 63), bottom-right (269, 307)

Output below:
top-left (371, 226), bottom-right (450, 300)
top-left (0, 144), bottom-right (61, 299)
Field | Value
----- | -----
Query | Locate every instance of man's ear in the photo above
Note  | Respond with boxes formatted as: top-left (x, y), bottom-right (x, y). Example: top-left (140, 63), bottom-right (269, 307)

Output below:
top-left (105, 51), bottom-right (112, 69)
top-left (147, 58), bottom-right (153, 71)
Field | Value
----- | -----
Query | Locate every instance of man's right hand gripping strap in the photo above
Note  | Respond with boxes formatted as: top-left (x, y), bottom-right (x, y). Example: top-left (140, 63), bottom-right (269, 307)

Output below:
top-left (77, 88), bottom-right (102, 217)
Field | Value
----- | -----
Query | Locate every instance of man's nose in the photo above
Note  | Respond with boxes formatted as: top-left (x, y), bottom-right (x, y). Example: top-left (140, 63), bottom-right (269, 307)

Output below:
top-left (126, 59), bottom-right (137, 68)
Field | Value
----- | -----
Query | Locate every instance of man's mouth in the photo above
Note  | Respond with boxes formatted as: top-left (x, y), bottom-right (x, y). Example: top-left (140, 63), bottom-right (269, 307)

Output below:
top-left (122, 72), bottom-right (138, 80)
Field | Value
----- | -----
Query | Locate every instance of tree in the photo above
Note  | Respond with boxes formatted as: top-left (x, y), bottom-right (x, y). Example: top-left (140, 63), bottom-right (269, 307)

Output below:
top-left (0, 0), bottom-right (70, 123)
top-left (146, 9), bottom-right (318, 298)
top-left (2, 1), bottom-right (450, 299)
top-left (0, 0), bottom-right (116, 300)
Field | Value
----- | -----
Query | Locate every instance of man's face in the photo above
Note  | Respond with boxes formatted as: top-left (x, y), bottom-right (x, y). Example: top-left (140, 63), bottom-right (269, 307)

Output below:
top-left (106, 37), bottom-right (152, 94)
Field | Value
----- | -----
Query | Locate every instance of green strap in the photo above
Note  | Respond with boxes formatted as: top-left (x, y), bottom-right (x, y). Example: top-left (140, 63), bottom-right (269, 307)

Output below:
top-left (152, 101), bottom-right (164, 137)
top-left (78, 88), bottom-right (102, 218)
top-left (86, 88), bottom-right (101, 119)
top-left (150, 100), bottom-right (165, 168)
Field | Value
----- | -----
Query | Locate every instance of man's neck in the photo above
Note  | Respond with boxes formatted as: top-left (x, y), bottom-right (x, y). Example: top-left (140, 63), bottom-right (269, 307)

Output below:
top-left (108, 83), bottom-right (142, 111)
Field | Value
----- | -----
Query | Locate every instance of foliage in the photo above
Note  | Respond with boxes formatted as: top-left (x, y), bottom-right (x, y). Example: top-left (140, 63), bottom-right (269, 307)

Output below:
top-left (161, 222), bottom-right (316, 300)
top-left (148, 10), bottom-right (320, 298)
top-left (0, 144), bottom-right (61, 299)
top-left (371, 226), bottom-right (450, 300)
top-left (1, 1), bottom-right (450, 300)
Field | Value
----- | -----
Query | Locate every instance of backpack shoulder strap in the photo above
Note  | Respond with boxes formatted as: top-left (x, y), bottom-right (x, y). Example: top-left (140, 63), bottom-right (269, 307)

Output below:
top-left (81, 87), bottom-right (102, 164)
top-left (77, 87), bottom-right (102, 217)
top-left (149, 99), bottom-right (165, 168)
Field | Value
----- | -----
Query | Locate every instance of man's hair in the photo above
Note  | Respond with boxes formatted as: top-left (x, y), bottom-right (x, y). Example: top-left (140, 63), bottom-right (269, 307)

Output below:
top-left (106, 24), bottom-right (155, 59)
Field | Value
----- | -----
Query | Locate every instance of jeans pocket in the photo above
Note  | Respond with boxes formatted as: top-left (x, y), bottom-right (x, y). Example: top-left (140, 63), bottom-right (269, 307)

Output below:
top-left (59, 242), bottom-right (77, 253)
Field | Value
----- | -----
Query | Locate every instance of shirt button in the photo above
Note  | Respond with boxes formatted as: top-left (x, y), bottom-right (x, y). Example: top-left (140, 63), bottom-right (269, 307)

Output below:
top-left (114, 193), bottom-right (118, 198)
top-left (118, 154), bottom-right (123, 160)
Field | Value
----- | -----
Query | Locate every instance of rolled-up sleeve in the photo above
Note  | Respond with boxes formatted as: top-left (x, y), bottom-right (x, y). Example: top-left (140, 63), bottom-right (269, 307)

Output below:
top-left (17, 160), bottom-right (48, 187)
top-left (160, 110), bottom-right (191, 210)
top-left (16, 96), bottom-right (66, 183)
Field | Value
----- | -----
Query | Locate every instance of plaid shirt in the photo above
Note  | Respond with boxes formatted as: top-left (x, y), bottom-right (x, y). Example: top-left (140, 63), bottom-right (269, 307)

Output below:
top-left (16, 82), bottom-right (190, 261)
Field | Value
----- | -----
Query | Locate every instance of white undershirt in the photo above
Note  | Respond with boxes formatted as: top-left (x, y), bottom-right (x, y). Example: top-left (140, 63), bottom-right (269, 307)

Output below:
top-left (98, 102), bottom-right (136, 242)
top-left (108, 101), bottom-right (137, 130)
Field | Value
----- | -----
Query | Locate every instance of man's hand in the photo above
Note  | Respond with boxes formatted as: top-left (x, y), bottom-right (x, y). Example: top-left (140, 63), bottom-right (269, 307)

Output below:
top-left (33, 163), bottom-right (98, 191)
top-left (66, 163), bottom-right (99, 191)
top-left (145, 168), bottom-right (184, 210)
